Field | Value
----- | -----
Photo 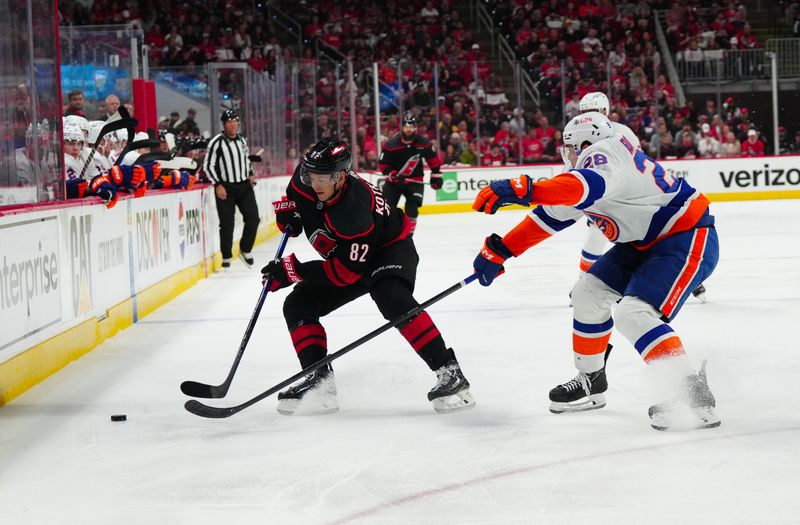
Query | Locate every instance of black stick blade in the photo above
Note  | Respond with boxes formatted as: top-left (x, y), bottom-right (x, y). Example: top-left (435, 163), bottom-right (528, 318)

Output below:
top-left (180, 380), bottom-right (225, 398)
top-left (184, 399), bottom-right (239, 418)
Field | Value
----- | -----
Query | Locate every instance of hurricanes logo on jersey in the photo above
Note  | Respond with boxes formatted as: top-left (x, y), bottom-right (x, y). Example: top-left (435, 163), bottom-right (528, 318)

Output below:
top-left (586, 212), bottom-right (620, 242)
top-left (310, 228), bottom-right (337, 258)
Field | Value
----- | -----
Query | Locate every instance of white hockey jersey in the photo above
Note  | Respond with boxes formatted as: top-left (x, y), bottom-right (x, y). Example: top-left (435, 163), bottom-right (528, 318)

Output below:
top-left (529, 133), bottom-right (710, 249)
top-left (64, 154), bottom-right (84, 181)
top-left (611, 121), bottom-right (640, 150)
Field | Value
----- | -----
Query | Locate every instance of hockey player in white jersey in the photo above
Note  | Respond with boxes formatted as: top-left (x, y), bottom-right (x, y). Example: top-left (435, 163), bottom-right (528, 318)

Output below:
top-left (84, 121), bottom-right (113, 179)
top-left (472, 112), bottom-right (720, 431)
top-left (574, 92), bottom-right (639, 275)
top-left (63, 124), bottom-right (86, 181)
top-left (574, 92), bottom-right (707, 300)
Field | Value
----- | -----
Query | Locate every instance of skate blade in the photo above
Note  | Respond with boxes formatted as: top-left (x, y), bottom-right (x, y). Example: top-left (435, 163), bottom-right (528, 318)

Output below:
top-left (549, 393), bottom-right (606, 414)
top-left (432, 389), bottom-right (476, 414)
top-left (650, 406), bottom-right (720, 431)
top-left (277, 398), bottom-right (340, 416)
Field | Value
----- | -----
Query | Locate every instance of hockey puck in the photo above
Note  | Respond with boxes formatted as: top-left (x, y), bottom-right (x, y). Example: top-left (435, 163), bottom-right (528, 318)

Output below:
top-left (110, 414), bottom-right (127, 422)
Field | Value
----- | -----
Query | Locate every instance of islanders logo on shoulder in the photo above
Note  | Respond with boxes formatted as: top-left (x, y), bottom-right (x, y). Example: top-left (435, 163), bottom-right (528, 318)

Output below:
top-left (586, 212), bottom-right (620, 242)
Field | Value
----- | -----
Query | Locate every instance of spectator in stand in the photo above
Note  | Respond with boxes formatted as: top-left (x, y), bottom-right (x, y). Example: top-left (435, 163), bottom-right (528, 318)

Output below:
top-left (443, 143), bottom-right (460, 165)
top-left (565, 92), bottom-right (581, 121)
top-left (788, 131), bottom-right (800, 154)
top-left (522, 127), bottom-right (544, 164)
top-left (103, 94), bottom-right (121, 121)
top-left (676, 133), bottom-right (699, 159)
top-left (721, 131), bottom-right (742, 157)
top-left (482, 142), bottom-right (505, 166)
top-left (697, 123), bottom-right (721, 158)
top-left (540, 130), bottom-right (562, 163)
top-left (64, 89), bottom-right (86, 117)
top-left (741, 129), bottom-right (765, 156)
top-left (659, 133), bottom-right (679, 159)
top-left (459, 141), bottom-right (479, 166)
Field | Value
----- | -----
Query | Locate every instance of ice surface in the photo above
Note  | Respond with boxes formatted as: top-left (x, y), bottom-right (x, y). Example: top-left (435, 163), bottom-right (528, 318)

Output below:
top-left (2, 200), bottom-right (799, 524)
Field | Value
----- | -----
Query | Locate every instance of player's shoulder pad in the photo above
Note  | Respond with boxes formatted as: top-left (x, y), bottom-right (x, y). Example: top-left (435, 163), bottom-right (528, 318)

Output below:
top-left (288, 163), bottom-right (317, 202)
top-left (385, 134), bottom-right (403, 148)
top-left (413, 135), bottom-right (432, 147)
top-left (323, 175), bottom-right (376, 240)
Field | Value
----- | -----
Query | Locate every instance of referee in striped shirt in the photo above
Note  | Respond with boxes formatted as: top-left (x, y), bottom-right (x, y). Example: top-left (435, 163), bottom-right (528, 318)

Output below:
top-left (204, 109), bottom-right (260, 268)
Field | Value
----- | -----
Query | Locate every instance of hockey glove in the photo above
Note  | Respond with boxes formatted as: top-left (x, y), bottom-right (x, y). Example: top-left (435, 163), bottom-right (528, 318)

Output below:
top-left (473, 233), bottom-right (514, 286)
top-left (473, 174), bottom-right (534, 214)
top-left (110, 164), bottom-right (145, 190)
top-left (430, 175), bottom-right (444, 190)
top-left (87, 174), bottom-right (118, 208)
top-left (66, 178), bottom-right (88, 199)
top-left (261, 254), bottom-right (304, 291)
top-left (272, 196), bottom-right (303, 237)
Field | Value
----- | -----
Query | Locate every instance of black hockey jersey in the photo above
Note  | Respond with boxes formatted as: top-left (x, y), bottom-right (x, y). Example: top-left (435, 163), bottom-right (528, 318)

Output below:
top-left (286, 166), bottom-right (412, 287)
top-left (378, 133), bottom-right (442, 183)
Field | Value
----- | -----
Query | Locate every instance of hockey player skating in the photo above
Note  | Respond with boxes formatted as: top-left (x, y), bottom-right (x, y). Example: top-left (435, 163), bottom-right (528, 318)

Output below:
top-left (471, 112), bottom-right (720, 431)
top-left (574, 93), bottom-right (707, 301)
top-left (261, 139), bottom-right (474, 415)
top-left (378, 111), bottom-right (443, 233)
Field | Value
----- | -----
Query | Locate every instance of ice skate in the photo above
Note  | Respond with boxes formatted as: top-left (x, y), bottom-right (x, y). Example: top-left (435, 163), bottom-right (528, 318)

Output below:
top-left (549, 345), bottom-right (612, 413)
top-left (691, 283), bottom-right (707, 302)
top-left (428, 355), bottom-right (475, 413)
top-left (239, 251), bottom-right (254, 268)
top-left (277, 365), bottom-right (339, 415)
top-left (649, 360), bottom-right (720, 431)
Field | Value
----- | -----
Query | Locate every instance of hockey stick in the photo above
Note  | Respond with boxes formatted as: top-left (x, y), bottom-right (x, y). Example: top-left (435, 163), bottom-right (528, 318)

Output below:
top-left (77, 107), bottom-right (137, 180)
top-left (180, 231), bottom-right (291, 399)
top-left (184, 272), bottom-right (479, 418)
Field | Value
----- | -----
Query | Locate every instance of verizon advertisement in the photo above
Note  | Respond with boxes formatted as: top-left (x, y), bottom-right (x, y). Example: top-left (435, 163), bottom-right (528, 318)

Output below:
top-left (0, 216), bottom-right (62, 352)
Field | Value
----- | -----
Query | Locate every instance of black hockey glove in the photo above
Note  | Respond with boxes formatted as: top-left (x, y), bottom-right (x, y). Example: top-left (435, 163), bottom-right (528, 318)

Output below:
top-left (261, 254), bottom-right (304, 292)
top-left (430, 175), bottom-right (443, 190)
top-left (272, 196), bottom-right (302, 237)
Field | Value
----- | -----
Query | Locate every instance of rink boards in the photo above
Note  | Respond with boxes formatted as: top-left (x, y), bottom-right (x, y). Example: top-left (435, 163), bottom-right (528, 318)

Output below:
top-left (2, 154), bottom-right (799, 405)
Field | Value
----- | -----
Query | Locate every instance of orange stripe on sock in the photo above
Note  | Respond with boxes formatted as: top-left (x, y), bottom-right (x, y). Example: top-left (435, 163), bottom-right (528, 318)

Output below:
top-left (643, 336), bottom-right (686, 362)
top-left (579, 259), bottom-right (594, 272)
top-left (573, 333), bottom-right (611, 355)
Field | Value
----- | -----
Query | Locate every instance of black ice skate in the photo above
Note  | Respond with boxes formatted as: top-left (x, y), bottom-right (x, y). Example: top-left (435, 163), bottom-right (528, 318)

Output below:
top-left (649, 360), bottom-right (720, 431)
top-left (692, 283), bottom-right (707, 302)
top-left (428, 354), bottom-right (475, 413)
top-left (277, 365), bottom-right (339, 415)
top-left (549, 345), bottom-right (612, 414)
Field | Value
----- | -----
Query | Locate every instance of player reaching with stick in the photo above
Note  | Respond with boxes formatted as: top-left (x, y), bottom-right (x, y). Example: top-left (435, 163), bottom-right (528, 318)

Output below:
top-left (471, 112), bottom-right (720, 431)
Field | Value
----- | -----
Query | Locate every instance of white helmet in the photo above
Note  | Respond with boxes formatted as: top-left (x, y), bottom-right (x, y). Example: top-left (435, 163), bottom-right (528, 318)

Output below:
top-left (561, 112), bottom-right (613, 167)
top-left (579, 92), bottom-right (610, 115)
top-left (114, 128), bottom-right (128, 142)
top-left (87, 121), bottom-right (107, 144)
top-left (63, 124), bottom-right (84, 143)
top-left (64, 115), bottom-right (90, 132)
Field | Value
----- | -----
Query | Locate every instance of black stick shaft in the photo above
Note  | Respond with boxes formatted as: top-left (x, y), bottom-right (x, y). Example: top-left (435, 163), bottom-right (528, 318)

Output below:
top-left (180, 232), bottom-right (290, 398)
top-left (185, 273), bottom-right (479, 418)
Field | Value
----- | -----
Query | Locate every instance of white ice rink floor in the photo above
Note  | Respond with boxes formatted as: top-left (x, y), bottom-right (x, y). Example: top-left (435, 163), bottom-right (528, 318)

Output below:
top-left (2, 199), bottom-right (799, 524)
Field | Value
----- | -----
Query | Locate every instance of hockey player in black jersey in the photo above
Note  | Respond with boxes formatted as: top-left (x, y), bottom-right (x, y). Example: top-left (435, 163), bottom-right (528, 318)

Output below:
top-left (261, 138), bottom-right (474, 415)
top-left (378, 111), bottom-right (443, 233)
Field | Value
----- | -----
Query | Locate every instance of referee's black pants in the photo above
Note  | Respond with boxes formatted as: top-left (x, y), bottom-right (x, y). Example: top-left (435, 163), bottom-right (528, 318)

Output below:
top-left (215, 181), bottom-right (260, 259)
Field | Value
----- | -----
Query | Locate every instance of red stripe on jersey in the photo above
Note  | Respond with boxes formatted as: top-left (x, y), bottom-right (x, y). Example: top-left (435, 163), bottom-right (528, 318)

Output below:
top-left (323, 257), bottom-right (362, 287)
top-left (291, 177), bottom-right (316, 202)
top-left (427, 154), bottom-right (442, 170)
top-left (660, 228), bottom-right (708, 318)
top-left (381, 214), bottom-right (414, 248)
top-left (290, 323), bottom-right (327, 354)
top-left (324, 212), bottom-right (375, 240)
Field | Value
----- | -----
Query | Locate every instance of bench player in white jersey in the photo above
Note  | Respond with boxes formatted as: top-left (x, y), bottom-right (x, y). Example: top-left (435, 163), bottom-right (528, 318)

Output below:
top-left (471, 112), bottom-right (720, 431)
top-left (575, 92), bottom-right (707, 301)
top-left (63, 124), bottom-right (86, 181)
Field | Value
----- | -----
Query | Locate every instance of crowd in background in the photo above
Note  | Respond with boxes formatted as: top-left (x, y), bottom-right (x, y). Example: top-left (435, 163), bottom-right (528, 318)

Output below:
top-left (55, 0), bottom-right (800, 177)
